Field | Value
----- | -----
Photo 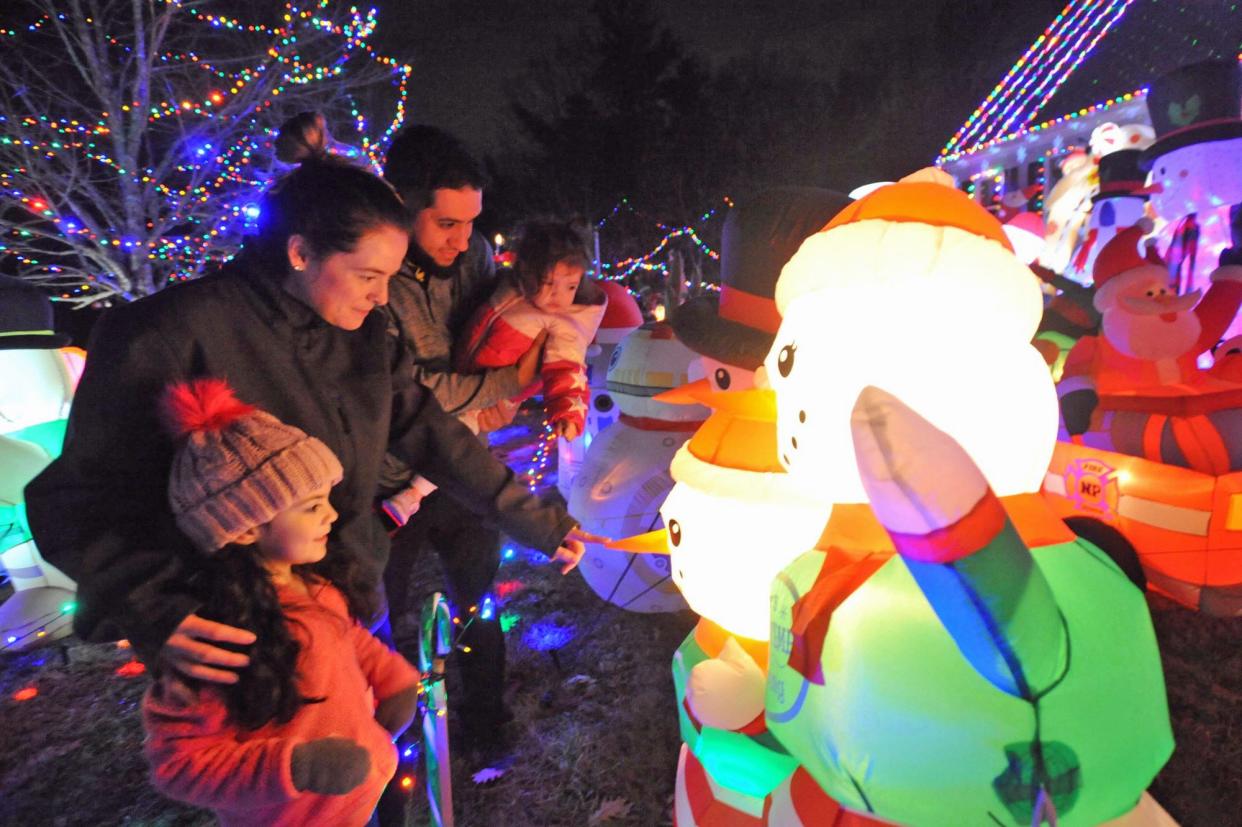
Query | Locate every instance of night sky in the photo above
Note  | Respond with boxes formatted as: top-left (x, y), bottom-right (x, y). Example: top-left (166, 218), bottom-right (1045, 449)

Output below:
top-left (373, 0), bottom-right (943, 158)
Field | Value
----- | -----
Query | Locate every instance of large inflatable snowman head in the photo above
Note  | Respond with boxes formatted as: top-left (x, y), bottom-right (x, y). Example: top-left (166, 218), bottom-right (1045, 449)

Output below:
top-left (1141, 59), bottom-right (1242, 221)
top-left (765, 169), bottom-right (1059, 503)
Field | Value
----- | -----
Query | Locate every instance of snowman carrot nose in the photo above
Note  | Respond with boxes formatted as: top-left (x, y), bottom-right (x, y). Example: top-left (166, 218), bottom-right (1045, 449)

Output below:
top-left (654, 381), bottom-right (778, 421)
top-left (850, 386), bottom-right (1067, 700)
top-left (604, 528), bottom-right (671, 555)
top-left (653, 378), bottom-right (711, 406)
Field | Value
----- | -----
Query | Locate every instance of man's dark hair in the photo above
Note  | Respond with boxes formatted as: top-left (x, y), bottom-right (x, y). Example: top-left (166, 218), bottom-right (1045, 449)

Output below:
top-left (383, 125), bottom-right (489, 211)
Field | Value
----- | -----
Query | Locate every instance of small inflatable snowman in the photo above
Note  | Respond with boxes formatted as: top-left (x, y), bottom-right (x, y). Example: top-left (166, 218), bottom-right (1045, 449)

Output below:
top-left (617, 188), bottom-right (854, 822)
top-left (569, 322), bottom-right (704, 612)
top-left (1066, 122), bottom-right (1157, 284)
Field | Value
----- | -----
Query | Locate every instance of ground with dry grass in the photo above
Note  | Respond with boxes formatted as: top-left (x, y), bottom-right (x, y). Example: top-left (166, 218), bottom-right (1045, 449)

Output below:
top-left (1, 415), bottom-right (1239, 826)
top-left (2, 570), bottom-right (1239, 826)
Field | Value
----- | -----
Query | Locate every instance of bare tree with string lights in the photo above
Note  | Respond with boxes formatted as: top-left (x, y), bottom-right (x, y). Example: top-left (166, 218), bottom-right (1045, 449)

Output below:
top-left (0, 0), bottom-right (410, 307)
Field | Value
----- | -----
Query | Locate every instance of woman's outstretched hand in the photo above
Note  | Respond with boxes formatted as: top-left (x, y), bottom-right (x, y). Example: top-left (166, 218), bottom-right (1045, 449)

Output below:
top-left (160, 613), bottom-right (257, 684)
top-left (550, 526), bottom-right (611, 575)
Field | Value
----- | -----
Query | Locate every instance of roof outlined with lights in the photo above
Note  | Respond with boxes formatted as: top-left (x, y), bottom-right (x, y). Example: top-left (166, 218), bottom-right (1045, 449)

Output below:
top-left (939, 0), bottom-right (1241, 167)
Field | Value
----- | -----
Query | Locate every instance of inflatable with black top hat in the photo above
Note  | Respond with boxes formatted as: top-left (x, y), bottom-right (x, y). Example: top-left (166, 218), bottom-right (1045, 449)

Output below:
top-left (1142, 59), bottom-right (1242, 323)
top-left (670, 187), bottom-right (852, 372)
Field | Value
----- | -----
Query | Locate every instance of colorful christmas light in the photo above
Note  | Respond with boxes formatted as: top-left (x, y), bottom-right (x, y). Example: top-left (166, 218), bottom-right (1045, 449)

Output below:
top-left (940, 0), bottom-right (1138, 161)
top-left (1, 0), bottom-right (411, 306)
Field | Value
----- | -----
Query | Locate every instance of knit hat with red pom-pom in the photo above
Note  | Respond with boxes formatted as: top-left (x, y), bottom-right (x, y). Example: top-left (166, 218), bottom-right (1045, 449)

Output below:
top-left (162, 378), bottom-right (343, 553)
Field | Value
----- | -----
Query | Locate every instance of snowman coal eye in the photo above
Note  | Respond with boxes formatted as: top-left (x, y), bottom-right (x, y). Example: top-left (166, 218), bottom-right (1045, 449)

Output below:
top-left (777, 344), bottom-right (796, 378)
top-left (714, 367), bottom-right (731, 390)
top-left (668, 519), bottom-right (682, 547)
top-left (1100, 202), bottom-right (1115, 227)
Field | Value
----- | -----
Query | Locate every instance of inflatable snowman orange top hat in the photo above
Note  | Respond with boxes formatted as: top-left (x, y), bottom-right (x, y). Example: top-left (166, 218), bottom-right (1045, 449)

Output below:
top-left (767, 167), bottom-right (1059, 504)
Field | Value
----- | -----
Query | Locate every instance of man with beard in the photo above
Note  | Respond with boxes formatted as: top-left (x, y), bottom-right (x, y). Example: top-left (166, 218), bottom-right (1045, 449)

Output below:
top-left (1058, 220), bottom-right (1242, 436)
top-left (377, 126), bottom-right (546, 766)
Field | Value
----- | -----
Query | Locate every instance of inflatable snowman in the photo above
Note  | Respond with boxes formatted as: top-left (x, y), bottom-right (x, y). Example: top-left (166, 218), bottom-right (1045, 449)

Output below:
top-left (0, 276), bottom-right (80, 651)
top-left (614, 188), bottom-right (854, 823)
top-left (568, 322), bottom-right (705, 612)
top-left (758, 171), bottom-right (1176, 826)
top-left (1066, 122), bottom-right (1156, 283)
top-left (1142, 58), bottom-right (1242, 343)
top-left (555, 279), bottom-right (642, 499)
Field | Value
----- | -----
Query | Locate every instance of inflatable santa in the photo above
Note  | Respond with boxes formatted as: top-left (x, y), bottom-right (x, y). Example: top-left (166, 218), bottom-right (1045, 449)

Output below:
top-left (1057, 221), bottom-right (1242, 443)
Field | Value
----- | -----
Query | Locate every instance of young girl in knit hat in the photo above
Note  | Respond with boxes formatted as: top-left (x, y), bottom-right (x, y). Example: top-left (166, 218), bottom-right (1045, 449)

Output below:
top-left (381, 218), bottom-right (607, 527)
top-left (142, 377), bottom-right (421, 827)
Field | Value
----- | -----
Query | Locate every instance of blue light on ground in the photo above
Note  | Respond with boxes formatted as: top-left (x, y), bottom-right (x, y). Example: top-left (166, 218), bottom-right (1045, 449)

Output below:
top-left (522, 619), bottom-right (577, 651)
top-left (487, 423), bottom-right (529, 445)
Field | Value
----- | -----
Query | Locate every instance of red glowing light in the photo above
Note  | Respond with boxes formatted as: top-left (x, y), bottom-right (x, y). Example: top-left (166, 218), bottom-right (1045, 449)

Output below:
top-left (494, 579), bottom-right (524, 599)
top-left (115, 659), bottom-right (147, 678)
top-left (400, 776), bottom-right (414, 790)
top-left (13, 686), bottom-right (38, 701)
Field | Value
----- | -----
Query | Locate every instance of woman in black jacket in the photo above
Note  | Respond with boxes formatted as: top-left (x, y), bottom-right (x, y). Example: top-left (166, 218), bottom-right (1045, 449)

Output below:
top-left (25, 117), bottom-right (597, 684)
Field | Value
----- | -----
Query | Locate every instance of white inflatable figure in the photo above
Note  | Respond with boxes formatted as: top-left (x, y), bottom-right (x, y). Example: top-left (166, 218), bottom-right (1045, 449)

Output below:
top-left (1141, 60), bottom-right (1242, 343)
top-left (0, 276), bottom-right (80, 651)
top-left (662, 186), bottom-right (854, 640)
top-left (768, 168), bottom-right (1058, 504)
top-left (616, 188), bottom-right (854, 822)
top-left (1065, 123), bottom-right (1156, 284)
top-left (1042, 151), bottom-right (1098, 274)
top-left (760, 387), bottom-right (1177, 827)
top-left (758, 172), bottom-right (1177, 825)
top-left (1003, 210), bottom-right (1046, 265)
top-left (569, 322), bottom-right (704, 612)
top-left (555, 280), bottom-right (642, 499)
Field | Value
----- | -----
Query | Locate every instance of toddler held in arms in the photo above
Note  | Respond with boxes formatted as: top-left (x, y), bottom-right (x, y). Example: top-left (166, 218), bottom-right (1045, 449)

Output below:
top-left (382, 219), bottom-right (607, 526)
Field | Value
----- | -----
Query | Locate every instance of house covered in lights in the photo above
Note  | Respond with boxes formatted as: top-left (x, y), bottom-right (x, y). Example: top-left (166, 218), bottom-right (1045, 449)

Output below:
top-left (936, 0), bottom-right (1240, 212)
